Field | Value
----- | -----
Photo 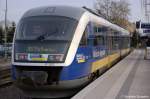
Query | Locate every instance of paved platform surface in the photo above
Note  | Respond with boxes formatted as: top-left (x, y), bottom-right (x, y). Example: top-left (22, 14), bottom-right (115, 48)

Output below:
top-left (72, 49), bottom-right (150, 99)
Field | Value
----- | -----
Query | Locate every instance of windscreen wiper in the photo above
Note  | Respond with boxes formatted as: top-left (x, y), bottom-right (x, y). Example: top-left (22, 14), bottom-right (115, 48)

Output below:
top-left (36, 28), bottom-right (58, 41)
top-left (36, 33), bottom-right (48, 40)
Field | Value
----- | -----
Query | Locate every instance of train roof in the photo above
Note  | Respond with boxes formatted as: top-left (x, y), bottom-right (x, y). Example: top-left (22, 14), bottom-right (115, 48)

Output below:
top-left (21, 6), bottom-right (130, 36)
top-left (21, 6), bottom-right (86, 20)
top-left (88, 13), bottom-right (130, 36)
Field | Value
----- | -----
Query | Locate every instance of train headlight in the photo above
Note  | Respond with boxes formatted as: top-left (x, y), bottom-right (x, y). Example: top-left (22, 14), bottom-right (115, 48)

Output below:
top-left (15, 53), bottom-right (28, 61)
top-left (48, 54), bottom-right (64, 62)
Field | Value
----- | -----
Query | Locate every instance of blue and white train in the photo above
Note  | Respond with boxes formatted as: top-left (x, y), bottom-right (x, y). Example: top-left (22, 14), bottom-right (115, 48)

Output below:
top-left (11, 6), bottom-right (131, 98)
top-left (136, 22), bottom-right (150, 37)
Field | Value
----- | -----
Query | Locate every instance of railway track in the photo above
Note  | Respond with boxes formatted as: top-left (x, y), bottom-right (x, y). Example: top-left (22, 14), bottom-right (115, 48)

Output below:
top-left (0, 68), bottom-right (12, 88)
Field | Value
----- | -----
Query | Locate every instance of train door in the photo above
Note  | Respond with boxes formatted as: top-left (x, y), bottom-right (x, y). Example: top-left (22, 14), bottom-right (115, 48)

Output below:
top-left (107, 29), bottom-right (113, 67)
top-left (90, 24), bottom-right (108, 73)
top-left (118, 34), bottom-right (122, 59)
top-left (112, 30), bottom-right (121, 61)
top-left (78, 23), bottom-right (93, 63)
top-left (92, 25), bottom-right (107, 59)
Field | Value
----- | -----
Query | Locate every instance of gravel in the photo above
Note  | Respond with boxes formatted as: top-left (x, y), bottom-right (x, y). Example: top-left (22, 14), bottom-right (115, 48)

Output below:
top-left (0, 85), bottom-right (31, 99)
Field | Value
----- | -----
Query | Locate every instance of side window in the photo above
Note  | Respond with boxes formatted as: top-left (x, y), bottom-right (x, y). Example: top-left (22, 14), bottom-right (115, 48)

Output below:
top-left (80, 27), bottom-right (88, 46)
top-left (112, 30), bottom-right (119, 50)
top-left (94, 36), bottom-right (98, 46)
top-left (98, 36), bottom-right (104, 45)
top-left (94, 26), bottom-right (98, 46)
top-left (94, 36), bottom-right (104, 46)
top-left (93, 26), bottom-right (106, 46)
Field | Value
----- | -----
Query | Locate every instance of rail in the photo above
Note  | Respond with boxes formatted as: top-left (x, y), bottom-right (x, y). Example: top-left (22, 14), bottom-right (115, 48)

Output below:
top-left (0, 68), bottom-right (12, 88)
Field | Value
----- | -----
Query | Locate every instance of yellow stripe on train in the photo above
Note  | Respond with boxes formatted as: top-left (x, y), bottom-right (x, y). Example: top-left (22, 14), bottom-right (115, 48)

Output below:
top-left (91, 48), bottom-right (130, 73)
top-left (91, 52), bottom-right (120, 72)
top-left (121, 48), bottom-right (130, 56)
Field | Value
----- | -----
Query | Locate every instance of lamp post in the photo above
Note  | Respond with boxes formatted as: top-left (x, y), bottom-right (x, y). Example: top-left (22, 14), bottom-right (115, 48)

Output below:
top-left (4, 0), bottom-right (7, 59)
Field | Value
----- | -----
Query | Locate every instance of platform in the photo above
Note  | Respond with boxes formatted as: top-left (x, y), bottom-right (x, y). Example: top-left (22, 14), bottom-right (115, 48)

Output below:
top-left (72, 49), bottom-right (150, 99)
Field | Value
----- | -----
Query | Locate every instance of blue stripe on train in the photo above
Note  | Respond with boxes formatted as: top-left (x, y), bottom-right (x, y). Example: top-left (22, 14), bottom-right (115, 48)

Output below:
top-left (60, 46), bottom-right (92, 80)
top-left (11, 46), bottom-right (107, 81)
top-left (60, 46), bottom-right (106, 80)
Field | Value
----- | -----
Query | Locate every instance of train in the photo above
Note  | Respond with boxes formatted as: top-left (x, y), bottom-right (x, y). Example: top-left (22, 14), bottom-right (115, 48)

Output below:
top-left (11, 6), bottom-right (131, 98)
top-left (136, 22), bottom-right (150, 48)
top-left (136, 22), bottom-right (150, 37)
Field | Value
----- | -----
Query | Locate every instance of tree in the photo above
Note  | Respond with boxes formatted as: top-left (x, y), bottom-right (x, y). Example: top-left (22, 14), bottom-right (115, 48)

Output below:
top-left (131, 30), bottom-right (139, 48)
top-left (0, 26), bottom-right (4, 43)
top-left (95, 0), bottom-right (112, 20)
top-left (11, 21), bottom-right (16, 32)
top-left (95, 0), bottom-right (130, 29)
top-left (7, 21), bottom-right (16, 42)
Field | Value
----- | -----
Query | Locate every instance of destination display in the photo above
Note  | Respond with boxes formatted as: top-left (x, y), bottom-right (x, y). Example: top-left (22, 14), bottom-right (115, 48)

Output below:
top-left (15, 53), bottom-right (64, 62)
top-left (14, 40), bottom-right (68, 62)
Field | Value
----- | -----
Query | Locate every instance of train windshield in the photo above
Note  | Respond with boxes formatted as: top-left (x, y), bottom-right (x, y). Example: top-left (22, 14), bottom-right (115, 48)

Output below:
top-left (14, 16), bottom-right (78, 63)
top-left (16, 16), bottom-right (77, 40)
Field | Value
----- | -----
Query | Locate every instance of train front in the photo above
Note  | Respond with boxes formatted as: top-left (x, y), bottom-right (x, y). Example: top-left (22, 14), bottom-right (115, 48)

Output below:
top-left (11, 6), bottom-right (88, 98)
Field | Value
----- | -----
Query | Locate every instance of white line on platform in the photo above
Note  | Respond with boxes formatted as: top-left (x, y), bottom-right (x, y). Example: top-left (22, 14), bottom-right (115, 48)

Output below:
top-left (104, 51), bottom-right (141, 99)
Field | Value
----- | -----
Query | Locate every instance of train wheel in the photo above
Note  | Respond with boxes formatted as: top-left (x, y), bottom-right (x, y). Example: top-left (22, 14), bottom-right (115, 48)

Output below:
top-left (88, 73), bottom-right (95, 81)
top-left (96, 70), bottom-right (100, 78)
top-left (88, 70), bottom-right (100, 81)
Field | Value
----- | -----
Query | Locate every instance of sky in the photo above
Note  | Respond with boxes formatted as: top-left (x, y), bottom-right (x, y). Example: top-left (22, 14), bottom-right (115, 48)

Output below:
top-left (0, 0), bottom-right (142, 23)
